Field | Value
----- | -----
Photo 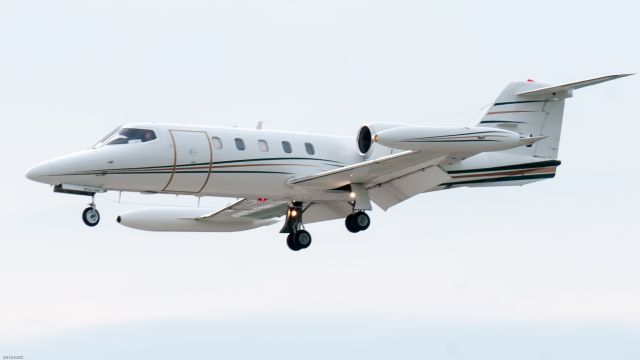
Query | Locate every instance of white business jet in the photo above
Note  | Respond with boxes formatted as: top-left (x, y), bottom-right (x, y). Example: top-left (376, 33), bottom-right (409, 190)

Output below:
top-left (26, 74), bottom-right (631, 251)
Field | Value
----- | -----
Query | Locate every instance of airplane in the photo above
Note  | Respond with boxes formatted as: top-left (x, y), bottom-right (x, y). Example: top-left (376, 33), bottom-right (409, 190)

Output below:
top-left (26, 74), bottom-right (631, 251)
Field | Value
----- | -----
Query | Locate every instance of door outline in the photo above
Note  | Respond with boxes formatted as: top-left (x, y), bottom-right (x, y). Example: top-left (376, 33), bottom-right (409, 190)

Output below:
top-left (162, 129), bottom-right (213, 193)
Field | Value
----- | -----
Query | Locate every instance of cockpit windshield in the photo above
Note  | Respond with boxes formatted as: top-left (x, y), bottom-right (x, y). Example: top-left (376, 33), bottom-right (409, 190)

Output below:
top-left (105, 128), bottom-right (157, 145)
top-left (93, 127), bottom-right (157, 148)
top-left (92, 127), bottom-right (121, 148)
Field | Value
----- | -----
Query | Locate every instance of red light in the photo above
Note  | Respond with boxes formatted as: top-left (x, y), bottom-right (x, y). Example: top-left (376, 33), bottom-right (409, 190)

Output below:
top-left (258, 197), bottom-right (267, 203)
top-left (527, 79), bottom-right (535, 83)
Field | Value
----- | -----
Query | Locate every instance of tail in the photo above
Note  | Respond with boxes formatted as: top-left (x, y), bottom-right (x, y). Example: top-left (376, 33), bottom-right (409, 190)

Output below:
top-left (477, 74), bottom-right (632, 159)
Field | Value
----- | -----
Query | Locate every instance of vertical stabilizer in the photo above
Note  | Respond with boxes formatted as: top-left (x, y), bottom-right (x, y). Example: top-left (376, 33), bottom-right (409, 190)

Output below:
top-left (477, 74), bottom-right (632, 159)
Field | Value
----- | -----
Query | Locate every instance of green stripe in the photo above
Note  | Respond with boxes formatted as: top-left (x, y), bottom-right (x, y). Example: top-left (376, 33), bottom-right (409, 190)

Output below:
top-left (447, 160), bottom-right (561, 175)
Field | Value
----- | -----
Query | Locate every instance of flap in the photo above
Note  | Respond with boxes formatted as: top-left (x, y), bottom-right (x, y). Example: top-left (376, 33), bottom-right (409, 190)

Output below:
top-left (368, 165), bottom-right (451, 210)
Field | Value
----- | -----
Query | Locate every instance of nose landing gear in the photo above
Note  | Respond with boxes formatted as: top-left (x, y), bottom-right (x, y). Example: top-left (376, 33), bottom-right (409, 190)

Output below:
top-left (82, 196), bottom-right (100, 227)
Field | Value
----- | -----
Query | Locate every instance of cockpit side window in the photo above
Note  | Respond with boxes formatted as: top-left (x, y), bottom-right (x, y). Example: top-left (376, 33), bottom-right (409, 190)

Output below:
top-left (105, 128), bottom-right (157, 145)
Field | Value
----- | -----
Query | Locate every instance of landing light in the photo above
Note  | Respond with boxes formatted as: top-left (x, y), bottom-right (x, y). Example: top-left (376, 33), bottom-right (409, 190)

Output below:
top-left (350, 192), bottom-right (356, 199)
top-left (291, 210), bottom-right (298, 217)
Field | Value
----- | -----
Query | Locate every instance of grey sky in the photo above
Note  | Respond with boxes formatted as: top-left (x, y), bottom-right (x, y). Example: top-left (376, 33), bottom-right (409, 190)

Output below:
top-left (1, 0), bottom-right (638, 358)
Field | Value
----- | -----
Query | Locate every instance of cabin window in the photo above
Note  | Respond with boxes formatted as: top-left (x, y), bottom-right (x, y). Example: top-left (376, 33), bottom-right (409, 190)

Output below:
top-left (304, 142), bottom-right (315, 155)
top-left (105, 128), bottom-right (156, 145)
top-left (235, 138), bottom-right (246, 151)
top-left (211, 136), bottom-right (223, 149)
top-left (258, 139), bottom-right (269, 152)
top-left (282, 141), bottom-right (292, 153)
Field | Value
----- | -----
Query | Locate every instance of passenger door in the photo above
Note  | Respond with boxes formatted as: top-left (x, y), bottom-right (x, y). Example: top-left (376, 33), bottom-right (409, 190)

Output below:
top-left (163, 130), bottom-right (212, 193)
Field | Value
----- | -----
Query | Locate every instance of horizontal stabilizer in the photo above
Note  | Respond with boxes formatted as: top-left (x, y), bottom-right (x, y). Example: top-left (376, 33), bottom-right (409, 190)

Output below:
top-left (517, 74), bottom-right (633, 97)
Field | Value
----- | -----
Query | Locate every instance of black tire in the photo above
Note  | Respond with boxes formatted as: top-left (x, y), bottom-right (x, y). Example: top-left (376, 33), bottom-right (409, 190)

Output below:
top-left (82, 207), bottom-right (100, 227)
top-left (293, 230), bottom-right (312, 249)
top-left (286, 233), bottom-right (300, 251)
top-left (345, 214), bottom-right (359, 233)
top-left (353, 212), bottom-right (370, 231)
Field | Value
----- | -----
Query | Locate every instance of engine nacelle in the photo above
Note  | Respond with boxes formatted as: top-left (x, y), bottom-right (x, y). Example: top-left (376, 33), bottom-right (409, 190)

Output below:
top-left (356, 123), bottom-right (409, 157)
top-left (372, 126), bottom-right (534, 153)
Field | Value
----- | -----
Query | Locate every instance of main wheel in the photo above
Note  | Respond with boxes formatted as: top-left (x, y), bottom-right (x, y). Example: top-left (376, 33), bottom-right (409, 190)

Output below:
top-left (82, 207), bottom-right (100, 227)
top-left (345, 214), bottom-right (359, 233)
top-left (293, 230), bottom-right (312, 249)
top-left (286, 233), bottom-right (300, 251)
top-left (353, 212), bottom-right (370, 231)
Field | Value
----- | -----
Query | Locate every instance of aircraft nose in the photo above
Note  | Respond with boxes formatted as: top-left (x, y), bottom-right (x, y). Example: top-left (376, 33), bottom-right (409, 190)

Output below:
top-left (25, 162), bottom-right (53, 184)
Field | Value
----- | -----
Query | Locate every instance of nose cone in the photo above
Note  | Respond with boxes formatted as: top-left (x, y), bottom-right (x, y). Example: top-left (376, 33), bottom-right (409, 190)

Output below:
top-left (25, 162), bottom-right (53, 184)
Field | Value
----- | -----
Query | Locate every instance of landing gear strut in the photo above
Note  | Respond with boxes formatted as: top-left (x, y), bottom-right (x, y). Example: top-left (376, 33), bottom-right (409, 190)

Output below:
top-left (281, 202), bottom-right (312, 251)
top-left (345, 211), bottom-right (370, 233)
top-left (82, 195), bottom-right (100, 227)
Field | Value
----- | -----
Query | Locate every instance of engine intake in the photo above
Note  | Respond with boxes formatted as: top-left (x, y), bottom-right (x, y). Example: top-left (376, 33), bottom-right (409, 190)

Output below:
top-left (357, 126), bottom-right (372, 155)
top-left (355, 123), bottom-right (408, 157)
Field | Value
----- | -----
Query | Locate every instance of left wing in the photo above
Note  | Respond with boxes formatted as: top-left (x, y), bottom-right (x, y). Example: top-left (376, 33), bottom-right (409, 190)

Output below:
top-left (196, 198), bottom-right (353, 225)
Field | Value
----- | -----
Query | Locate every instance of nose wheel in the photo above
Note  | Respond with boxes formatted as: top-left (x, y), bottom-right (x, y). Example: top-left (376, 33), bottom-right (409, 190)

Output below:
top-left (82, 196), bottom-right (100, 227)
top-left (345, 211), bottom-right (370, 233)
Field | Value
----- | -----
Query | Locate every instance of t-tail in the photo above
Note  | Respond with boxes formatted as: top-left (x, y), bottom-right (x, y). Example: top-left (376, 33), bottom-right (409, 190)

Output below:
top-left (477, 74), bottom-right (633, 159)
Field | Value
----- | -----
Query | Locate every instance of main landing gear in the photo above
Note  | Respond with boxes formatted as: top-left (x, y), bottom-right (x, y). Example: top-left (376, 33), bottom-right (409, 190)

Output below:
top-left (345, 211), bottom-right (370, 233)
top-left (82, 195), bottom-right (100, 227)
top-left (286, 230), bottom-right (312, 251)
top-left (279, 201), bottom-right (373, 251)
top-left (281, 202), bottom-right (312, 251)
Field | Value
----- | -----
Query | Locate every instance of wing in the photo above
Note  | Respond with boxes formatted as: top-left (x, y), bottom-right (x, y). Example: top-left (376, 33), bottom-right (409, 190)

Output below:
top-left (198, 197), bottom-right (355, 224)
top-left (290, 150), bottom-right (456, 210)
top-left (199, 151), bottom-right (462, 223)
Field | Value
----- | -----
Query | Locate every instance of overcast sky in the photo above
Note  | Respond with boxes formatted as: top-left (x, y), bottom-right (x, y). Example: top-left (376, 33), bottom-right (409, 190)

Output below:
top-left (1, 0), bottom-right (639, 359)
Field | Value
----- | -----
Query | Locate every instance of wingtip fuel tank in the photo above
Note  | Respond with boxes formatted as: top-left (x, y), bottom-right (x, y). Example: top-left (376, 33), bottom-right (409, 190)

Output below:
top-left (117, 207), bottom-right (279, 232)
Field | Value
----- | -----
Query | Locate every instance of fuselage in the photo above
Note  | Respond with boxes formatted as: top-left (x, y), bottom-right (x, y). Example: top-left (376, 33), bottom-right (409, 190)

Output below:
top-left (26, 123), bottom-right (560, 202)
